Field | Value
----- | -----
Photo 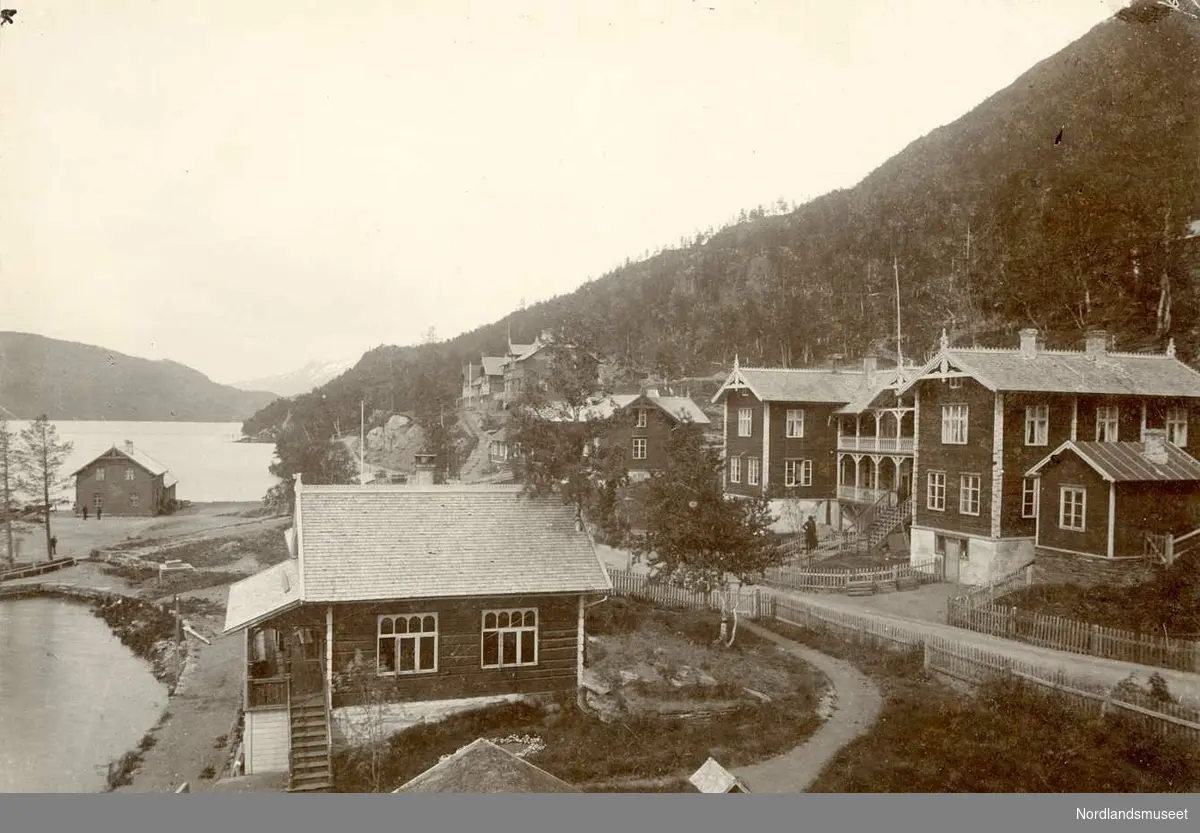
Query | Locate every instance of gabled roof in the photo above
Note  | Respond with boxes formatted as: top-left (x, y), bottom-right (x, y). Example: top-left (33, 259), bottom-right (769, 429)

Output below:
top-left (72, 443), bottom-right (177, 486)
top-left (392, 739), bottom-right (578, 793)
top-left (711, 362), bottom-right (869, 405)
top-left (1025, 440), bottom-right (1200, 483)
top-left (835, 368), bottom-right (917, 415)
top-left (480, 356), bottom-right (507, 377)
top-left (224, 483), bottom-right (610, 628)
top-left (223, 559), bottom-right (302, 633)
top-left (897, 334), bottom-right (1200, 398)
top-left (595, 393), bottom-right (711, 425)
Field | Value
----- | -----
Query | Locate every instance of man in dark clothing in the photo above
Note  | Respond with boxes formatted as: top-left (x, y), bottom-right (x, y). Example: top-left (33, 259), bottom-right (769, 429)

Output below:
top-left (50, 536), bottom-right (57, 556)
top-left (82, 506), bottom-right (88, 520)
top-left (97, 507), bottom-right (102, 521)
top-left (803, 515), bottom-right (819, 554)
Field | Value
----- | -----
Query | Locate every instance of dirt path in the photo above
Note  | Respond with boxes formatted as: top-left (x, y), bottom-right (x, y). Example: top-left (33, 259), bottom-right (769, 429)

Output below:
top-left (457, 410), bottom-right (497, 483)
top-left (760, 586), bottom-right (1200, 707)
top-left (732, 621), bottom-right (882, 793)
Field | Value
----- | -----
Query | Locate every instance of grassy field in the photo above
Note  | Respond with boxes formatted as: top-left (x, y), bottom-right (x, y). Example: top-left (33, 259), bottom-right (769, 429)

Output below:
top-left (760, 620), bottom-right (1200, 793)
top-left (333, 598), bottom-right (826, 793)
top-left (1003, 552), bottom-right (1200, 636)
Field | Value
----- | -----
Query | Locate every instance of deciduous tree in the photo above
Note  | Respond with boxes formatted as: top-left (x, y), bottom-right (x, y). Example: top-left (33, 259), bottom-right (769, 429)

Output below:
top-left (265, 428), bottom-right (356, 513)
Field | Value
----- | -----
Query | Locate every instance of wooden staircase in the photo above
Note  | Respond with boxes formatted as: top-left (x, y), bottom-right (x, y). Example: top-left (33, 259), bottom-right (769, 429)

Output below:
top-left (287, 695), bottom-right (332, 792)
top-left (861, 497), bottom-right (912, 553)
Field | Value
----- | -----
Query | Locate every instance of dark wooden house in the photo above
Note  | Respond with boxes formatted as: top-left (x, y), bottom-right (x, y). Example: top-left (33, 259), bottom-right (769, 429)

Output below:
top-left (71, 440), bottom-right (178, 517)
top-left (1024, 430), bottom-right (1200, 586)
top-left (594, 391), bottom-right (710, 479)
top-left (222, 479), bottom-right (611, 792)
top-left (897, 328), bottom-right (1200, 585)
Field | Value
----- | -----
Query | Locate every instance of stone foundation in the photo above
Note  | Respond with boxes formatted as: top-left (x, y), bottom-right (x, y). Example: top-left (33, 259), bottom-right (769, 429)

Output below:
top-left (1032, 548), bottom-right (1158, 588)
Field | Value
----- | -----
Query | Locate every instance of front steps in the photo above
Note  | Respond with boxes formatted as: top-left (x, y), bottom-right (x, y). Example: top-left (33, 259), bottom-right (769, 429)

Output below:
top-left (287, 696), bottom-right (332, 792)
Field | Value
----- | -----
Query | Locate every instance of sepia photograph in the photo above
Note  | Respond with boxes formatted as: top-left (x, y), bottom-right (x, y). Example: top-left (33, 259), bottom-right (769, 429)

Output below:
top-left (0, 0), bottom-right (1197, 826)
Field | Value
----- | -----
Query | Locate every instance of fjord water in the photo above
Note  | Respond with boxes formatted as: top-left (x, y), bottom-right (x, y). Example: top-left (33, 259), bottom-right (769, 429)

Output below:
top-left (6, 420), bottom-right (278, 504)
top-left (0, 597), bottom-right (169, 792)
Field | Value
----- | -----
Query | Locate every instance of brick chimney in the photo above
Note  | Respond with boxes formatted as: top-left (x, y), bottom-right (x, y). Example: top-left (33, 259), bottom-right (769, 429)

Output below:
top-left (1084, 329), bottom-right (1108, 358)
top-left (645, 388), bottom-right (660, 398)
top-left (1018, 328), bottom-right (1039, 359)
top-left (124, 439), bottom-right (135, 454)
top-left (1143, 428), bottom-right (1169, 466)
top-left (413, 453), bottom-right (437, 486)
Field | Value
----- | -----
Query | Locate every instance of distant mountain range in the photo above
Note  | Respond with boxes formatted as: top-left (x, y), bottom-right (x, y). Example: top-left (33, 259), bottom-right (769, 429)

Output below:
top-left (229, 357), bottom-right (359, 398)
top-left (0, 332), bottom-right (278, 422)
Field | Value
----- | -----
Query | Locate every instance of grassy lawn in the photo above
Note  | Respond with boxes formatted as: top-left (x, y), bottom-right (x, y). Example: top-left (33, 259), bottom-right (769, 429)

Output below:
top-left (759, 620), bottom-right (1200, 793)
top-left (333, 598), bottom-right (827, 793)
top-left (99, 563), bottom-right (246, 596)
top-left (1000, 553), bottom-right (1200, 636)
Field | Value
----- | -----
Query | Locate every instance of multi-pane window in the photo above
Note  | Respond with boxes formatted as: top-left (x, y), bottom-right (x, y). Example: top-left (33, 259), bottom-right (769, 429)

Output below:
top-left (125, 467), bottom-right (136, 481)
top-left (129, 493), bottom-right (140, 508)
top-left (95, 468), bottom-right (105, 481)
top-left (1096, 406), bottom-right (1119, 443)
top-left (482, 608), bottom-right (538, 669)
top-left (927, 471), bottom-right (946, 511)
top-left (1167, 408), bottom-right (1188, 447)
top-left (1059, 487), bottom-right (1086, 531)
top-left (635, 408), bottom-right (648, 429)
top-left (747, 458), bottom-right (760, 486)
top-left (1021, 478), bottom-right (1038, 519)
top-left (948, 377), bottom-right (963, 389)
top-left (784, 459), bottom-right (812, 487)
top-left (785, 409), bottom-right (804, 438)
top-left (1024, 405), bottom-right (1048, 446)
top-left (730, 457), bottom-right (741, 483)
top-left (377, 613), bottom-right (438, 675)
top-left (737, 408), bottom-right (753, 437)
top-left (959, 474), bottom-right (981, 516)
top-left (92, 492), bottom-right (103, 509)
top-left (941, 405), bottom-right (968, 444)
top-left (631, 438), bottom-right (647, 460)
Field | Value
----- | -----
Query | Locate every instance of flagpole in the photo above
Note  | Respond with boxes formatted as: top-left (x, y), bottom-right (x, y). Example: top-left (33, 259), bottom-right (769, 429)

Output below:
top-left (360, 401), bottom-right (365, 484)
top-left (894, 255), bottom-right (903, 367)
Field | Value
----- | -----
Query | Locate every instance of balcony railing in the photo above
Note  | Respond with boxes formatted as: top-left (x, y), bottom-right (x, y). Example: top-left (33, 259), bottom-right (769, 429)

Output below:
top-left (246, 675), bottom-right (290, 710)
top-left (837, 485), bottom-right (894, 504)
top-left (836, 436), bottom-right (915, 453)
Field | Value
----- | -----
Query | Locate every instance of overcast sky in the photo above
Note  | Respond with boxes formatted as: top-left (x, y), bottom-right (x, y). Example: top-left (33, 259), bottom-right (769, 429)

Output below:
top-left (0, 0), bottom-right (1125, 384)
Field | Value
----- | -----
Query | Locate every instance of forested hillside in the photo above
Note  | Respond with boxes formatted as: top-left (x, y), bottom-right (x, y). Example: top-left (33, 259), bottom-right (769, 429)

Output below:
top-left (243, 5), bottom-right (1200, 449)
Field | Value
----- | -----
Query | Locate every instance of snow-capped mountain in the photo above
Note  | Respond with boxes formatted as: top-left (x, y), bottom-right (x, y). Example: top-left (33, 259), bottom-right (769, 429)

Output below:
top-left (230, 357), bottom-right (358, 398)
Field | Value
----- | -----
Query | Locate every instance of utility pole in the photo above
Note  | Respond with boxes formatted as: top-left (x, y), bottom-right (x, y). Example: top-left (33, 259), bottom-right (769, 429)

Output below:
top-left (360, 401), bottom-right (365, 484)
top-left (894, 256), bottom-right (904, 367)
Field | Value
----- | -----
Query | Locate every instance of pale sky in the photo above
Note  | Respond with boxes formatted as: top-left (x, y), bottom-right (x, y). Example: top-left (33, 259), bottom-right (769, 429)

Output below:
top-left (0, 0), bottom-right (1126, 384)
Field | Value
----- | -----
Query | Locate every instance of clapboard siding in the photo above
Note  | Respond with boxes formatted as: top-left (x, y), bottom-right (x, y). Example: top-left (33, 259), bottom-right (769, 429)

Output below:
top-left (330, 594), bottom-right (580, 708)
top-left (245, 709), bottom-right (290, 774)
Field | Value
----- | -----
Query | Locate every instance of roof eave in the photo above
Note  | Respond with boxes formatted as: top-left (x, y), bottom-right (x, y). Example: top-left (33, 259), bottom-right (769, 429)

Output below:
top-left (222, 598), bottom-right (303, 636)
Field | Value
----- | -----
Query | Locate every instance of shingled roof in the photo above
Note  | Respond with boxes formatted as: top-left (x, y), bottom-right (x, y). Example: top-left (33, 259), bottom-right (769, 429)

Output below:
top-left (1026, 440), bottom-right (1200, 483)
top-left (223, 482), bottom-right (611, 632)
top-left (480, 356), bottom-right (507, 377)
top-left (71, 442), bottom-right (178, 487)
top-left (711, 364), bottom-right (870, 405)
top-left (392, 739), bottom-right (579, 793)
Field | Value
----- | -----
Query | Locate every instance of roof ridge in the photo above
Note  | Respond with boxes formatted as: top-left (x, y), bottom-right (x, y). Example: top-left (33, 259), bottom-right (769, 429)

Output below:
top-left (740, 366), bottom-right (867, 374)
top-left (951, 346), bottom-right (1171, 359)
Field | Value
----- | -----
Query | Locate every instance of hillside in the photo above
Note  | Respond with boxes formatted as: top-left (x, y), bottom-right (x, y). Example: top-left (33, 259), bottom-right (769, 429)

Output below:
top-left (0, 332), bottom-right (278, 421)
top-left (243, 4), bottom-right (1200, 443)
top-left (229, 357), bottom-right (358, 398)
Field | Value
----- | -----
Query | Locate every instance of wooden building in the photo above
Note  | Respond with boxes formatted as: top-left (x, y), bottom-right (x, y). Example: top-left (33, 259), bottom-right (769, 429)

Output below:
top-left (592, 391), bottom-right (710, 479)
top-left (392, 738), bottom-right (579, 793)
top-left (1024, 429), bottom-right (1200, 586)
top-left (711, 356), bottom-right (910, 534)
top-left (222, 479), bottom-right (611, 792)
top-left (898, 328), bottom-right (1200, 584)
top-left (71, 440), bottom-right (177, 517)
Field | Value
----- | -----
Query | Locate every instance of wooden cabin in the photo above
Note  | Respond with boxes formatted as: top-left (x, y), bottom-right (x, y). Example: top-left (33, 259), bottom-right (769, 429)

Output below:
top-left (591, 391), bottom-right (710, 479)
top-left (1024, 430), bottom-right (1200, 587)
top-left (898, 328), bottom-right (1200, 585)
top-left (222, 478), bottom-right (611, 792)
top-left (71, 440), bottom-right (177, 517)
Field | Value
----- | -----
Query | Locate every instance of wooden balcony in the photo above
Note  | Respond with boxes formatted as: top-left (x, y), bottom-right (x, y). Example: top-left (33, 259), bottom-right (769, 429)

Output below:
top-left (836, 436), bottom-right (914, 454)
top-left (837, 485), bottom-right (894, 504)
top-left (246, 675), bottom-right (290, 711)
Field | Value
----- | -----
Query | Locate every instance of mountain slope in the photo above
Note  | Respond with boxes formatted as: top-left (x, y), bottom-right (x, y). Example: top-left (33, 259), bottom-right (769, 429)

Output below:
top-left (230, 358), bottom-right (358, 398)
top-left (243, 5), bottom-right (1200, 442)
top-left (0, 332), bottom-right (278, 421)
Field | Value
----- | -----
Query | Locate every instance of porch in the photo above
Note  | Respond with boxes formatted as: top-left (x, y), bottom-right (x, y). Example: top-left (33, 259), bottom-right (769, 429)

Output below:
top-left (836, 408), bottom-right (915, 455)
top-left (836, 454), bottom-right (912, 507)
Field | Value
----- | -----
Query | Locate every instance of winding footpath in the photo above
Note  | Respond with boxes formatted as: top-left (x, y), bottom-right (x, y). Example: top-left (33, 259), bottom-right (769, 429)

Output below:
top-left (732, 621), bottom-right (883, 793)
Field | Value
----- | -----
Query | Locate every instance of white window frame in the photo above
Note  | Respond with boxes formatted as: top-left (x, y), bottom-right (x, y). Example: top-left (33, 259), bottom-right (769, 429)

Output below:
top-left (95, 468), bottom-right (105, 481)
top-left (125, 467), bottom-right (136, 481)
top-left (1024, 405), bottom-right (1048, 446)
top-left (959, 474), bottom-right (981, 516)
top-left (747, 457), bottom-right (760, 486)
top-left (1059, 486), bottom-right (1086, 532)
top-left (1021, 478), bottom-right (1039, 519)
top-left (784, 459), bottom-right (813, 488)
top-left (941, 404), bottom-right (968, 445)
top-left (927, 471), bottom-right (946, 511)
top-left (631, 437), bottom-right (647, 460)
top-left (635, 408), bottom-right (648, 429)
top-left (377, 613), bottom-right (439, 676)
top-left (785, 409), bottom-right (805, 438)
top-left (737, 408), bottom-right (753, 437)
top-left (730, 457), bottom-right (741, 483)
top-left (800, 459), bottom-right (812, 487)
top-left (1167, 407), bottom-right (1188, 447)
top-left (481, 608), bottom-right (538, 669)
top-left (1096, 406), bottom-right (1119, 443)
top-left (92, 492), bottom-right (103, 509)
top-left (129, 493), bottom-right (140, 509)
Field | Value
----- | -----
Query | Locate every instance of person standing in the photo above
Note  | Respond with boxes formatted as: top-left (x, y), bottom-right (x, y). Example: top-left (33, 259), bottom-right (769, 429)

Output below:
top-left (49, 536), bottom-right (57, 557)
top-left (82, 506), bottom-right (88, 521)
top-left (803, 515), bottom-right (819, 554)
top-left (97, 507), bottom-right (102, 521)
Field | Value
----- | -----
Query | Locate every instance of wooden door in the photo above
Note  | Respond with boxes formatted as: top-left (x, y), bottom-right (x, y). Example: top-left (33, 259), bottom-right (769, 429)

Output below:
top-left (288, 628), bottom-right (324, 697)
top-left (944, 538), bottom-right (961, 583)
